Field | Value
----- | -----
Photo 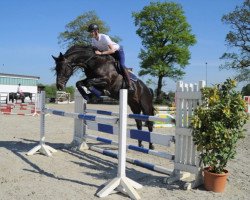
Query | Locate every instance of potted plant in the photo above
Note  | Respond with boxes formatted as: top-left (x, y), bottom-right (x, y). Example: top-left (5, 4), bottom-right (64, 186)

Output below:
top-left (191, 79), bottom-right (248, 192)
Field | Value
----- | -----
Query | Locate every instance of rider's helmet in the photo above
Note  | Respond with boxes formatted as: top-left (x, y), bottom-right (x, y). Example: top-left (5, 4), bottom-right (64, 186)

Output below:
top-left (88, 24), bottom-right (99, 32)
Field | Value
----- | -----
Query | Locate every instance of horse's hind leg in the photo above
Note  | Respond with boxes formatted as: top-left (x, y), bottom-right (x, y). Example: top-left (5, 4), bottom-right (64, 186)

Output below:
top-left (141, 95), bottom-right (155, 150)
top-left (135, 119), bottom-right (144, 148)
top-left (129, 104), bottom-right (144, 147)
top-left (146, 121), bottom-right (154, 150)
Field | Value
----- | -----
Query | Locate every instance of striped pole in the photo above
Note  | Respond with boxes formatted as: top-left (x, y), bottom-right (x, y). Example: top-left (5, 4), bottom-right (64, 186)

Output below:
top-left (90, 145), bottom-right (173, 175)
top-left (85, 134), bottom-right (174, 160)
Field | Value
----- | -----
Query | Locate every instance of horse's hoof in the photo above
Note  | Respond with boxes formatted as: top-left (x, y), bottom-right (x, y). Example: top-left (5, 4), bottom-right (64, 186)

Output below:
top-left (149, 144), bottom-right (155, 150)
top-left (138, 141), bottom-right (144, 148)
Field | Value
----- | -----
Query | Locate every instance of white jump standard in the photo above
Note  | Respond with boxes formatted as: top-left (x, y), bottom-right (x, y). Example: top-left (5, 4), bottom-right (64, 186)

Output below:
top-left (27, 91), bottom-right (57, 156)
top-left (96, 90), bottom-right (142, 199)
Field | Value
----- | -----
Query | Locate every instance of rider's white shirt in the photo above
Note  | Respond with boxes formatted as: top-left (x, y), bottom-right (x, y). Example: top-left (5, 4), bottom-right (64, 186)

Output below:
top-left (91, 34), bottom-right (119, 52)
top-left (17, 86), bottom-right (22, 93)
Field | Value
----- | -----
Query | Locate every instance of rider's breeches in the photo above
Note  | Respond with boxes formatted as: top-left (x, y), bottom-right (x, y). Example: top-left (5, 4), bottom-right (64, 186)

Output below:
top-left (114, 46), bottom-right (126, 69)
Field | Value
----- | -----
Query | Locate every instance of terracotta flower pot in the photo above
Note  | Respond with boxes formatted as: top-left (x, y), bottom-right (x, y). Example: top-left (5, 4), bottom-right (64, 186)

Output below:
top-left (203, 167), bottom-right (228, 193)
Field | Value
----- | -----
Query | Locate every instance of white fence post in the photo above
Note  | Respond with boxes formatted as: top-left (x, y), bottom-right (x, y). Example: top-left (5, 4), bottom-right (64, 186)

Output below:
top-left (97, 89), bottom-right (142, 200)
top-left (68, 89), bottom-right (88, 150)
top-left (165, 80), bottom-right (205, 189)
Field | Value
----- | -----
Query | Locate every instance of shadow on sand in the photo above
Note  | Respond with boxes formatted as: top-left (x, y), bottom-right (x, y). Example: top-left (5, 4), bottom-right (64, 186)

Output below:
top-left (0, 138), bottom-right (195, 192)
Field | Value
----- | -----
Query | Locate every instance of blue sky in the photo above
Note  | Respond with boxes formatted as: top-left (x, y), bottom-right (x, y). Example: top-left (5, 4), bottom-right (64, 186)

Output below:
top-left (0, 0), bottom-right (244, 91)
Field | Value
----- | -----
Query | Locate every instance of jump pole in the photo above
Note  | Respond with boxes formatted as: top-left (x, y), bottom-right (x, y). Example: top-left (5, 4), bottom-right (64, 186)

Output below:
top-left (97, 89), bottom-right (142, 200)
top-left (27, 91), bottom-right (57, 156)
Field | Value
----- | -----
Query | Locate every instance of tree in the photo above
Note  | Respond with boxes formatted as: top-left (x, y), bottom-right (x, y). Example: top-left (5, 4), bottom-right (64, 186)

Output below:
top-left (65, 86), bottom-right (75, 100)
top-left (132, 2), bottom-right (196, 100)
top-left (241, 83), bottom-right (250, 96)
top-left (58, 10), bottom-right (120, 48)
top-left (44, 84), bottom-right (57, 99)
top-left (220, 0), bottom-right (250, 82)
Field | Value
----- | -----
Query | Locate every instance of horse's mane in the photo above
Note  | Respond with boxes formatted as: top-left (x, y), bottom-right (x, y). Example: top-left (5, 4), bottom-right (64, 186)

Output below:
top-left (64, 45), bottom-right (93, 57)
top-left (64, 45), bottom-right (115, 63)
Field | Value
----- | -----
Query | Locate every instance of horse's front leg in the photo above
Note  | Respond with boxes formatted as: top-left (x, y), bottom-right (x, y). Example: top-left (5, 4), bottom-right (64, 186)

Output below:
top-left (76, 78), bottom-right (108, 100)
top-left (76, 79), bottom-right (91, 100)
top-left (87, 78), bottom-right (108, 88)
top-left (87, 78), bottom-right (108, 97)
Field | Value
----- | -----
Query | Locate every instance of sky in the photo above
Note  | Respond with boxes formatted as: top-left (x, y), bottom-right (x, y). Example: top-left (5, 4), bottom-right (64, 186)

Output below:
top-left (0, 0), bottom-right (245, 92)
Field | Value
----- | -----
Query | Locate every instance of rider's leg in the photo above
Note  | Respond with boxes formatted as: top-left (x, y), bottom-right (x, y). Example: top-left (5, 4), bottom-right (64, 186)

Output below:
top-left (116, 48), bottom-right (134, 92)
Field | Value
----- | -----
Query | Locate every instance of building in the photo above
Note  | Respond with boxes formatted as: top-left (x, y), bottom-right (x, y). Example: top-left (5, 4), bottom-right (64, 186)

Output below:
top-left (0, 73), bottom-right (40, 103)
top-left (0, 73), bottom-right (40, 94)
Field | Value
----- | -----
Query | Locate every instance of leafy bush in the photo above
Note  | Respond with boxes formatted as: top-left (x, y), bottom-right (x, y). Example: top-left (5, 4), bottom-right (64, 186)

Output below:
top-left (191, 79), bottom-right (248, 173)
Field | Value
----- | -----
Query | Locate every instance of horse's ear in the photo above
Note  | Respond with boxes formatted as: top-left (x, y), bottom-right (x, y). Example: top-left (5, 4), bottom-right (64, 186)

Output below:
top-left (52, 55), bottom-right (58, 61)
top-left (58, 52), bottom-right (65, 61)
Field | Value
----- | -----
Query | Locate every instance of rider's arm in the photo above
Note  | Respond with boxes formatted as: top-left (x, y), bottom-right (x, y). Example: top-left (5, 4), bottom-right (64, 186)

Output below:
top-left (95, 34), bottom-right (117, 55)
top-left (101, 44), bottom-right (116, 55)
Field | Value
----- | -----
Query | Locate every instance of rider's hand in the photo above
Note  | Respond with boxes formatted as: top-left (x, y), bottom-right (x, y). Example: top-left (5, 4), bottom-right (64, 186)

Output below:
top-left (95, 50), bottom-right (102, 55)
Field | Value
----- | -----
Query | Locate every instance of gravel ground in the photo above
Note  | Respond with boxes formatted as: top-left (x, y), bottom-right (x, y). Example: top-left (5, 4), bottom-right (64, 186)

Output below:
top-left (0, 103), bottom-right (249, 200)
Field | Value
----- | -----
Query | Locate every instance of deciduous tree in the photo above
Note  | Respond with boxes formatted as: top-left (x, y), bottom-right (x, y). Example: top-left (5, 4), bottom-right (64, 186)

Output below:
top-left (132, 2), bottom-right (196, 100)
top-left (220, 0), bottom-right (250, 82)
top-left (58, 11), bottom-right (120, 48)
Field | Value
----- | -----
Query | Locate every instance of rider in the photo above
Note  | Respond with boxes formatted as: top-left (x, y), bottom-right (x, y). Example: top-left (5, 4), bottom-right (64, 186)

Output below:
top-left (17, 83), bottom-right (24, 97)
top-left (88, 23), bottom-right (134, 92)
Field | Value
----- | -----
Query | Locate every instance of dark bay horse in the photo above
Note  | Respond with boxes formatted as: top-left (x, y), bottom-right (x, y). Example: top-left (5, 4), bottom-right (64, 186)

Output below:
top-left (9, 92), bottom-right (32, 103)
top-left (52, 45), bottom-right (155, 149)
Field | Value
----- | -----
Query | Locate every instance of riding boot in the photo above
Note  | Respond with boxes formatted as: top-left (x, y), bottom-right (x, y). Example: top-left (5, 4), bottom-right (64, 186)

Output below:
top-left (123, 69), bottom-right (134, 93)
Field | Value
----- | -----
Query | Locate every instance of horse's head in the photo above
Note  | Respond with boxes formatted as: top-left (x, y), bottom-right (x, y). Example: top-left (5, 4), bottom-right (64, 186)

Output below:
top-left (52, 52), bottom-right (74, 91)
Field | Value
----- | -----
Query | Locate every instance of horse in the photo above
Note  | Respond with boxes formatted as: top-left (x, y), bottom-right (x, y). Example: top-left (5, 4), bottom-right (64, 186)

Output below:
top-left (9, 92), bottom-right (32, 103)
top-left (52, 45), bottom-right (155, 149)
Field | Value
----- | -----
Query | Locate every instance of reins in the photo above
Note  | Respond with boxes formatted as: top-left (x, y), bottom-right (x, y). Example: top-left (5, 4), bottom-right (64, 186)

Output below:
top-left (84, 54), bottom-right (96, 65)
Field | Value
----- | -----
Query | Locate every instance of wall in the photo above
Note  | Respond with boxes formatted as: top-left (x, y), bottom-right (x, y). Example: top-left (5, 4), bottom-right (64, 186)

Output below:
top-left (0, 85), bottom-right (37, 93)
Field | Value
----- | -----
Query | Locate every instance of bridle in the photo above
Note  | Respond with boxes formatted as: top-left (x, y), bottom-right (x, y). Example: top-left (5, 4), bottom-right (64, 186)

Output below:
top-left (63, 48), bottom-right (96, 68)
top-left (63, 53), bottom-right (96, 72)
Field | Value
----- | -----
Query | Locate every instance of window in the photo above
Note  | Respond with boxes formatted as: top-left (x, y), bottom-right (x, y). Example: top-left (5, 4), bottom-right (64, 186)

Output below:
top-left (0, 76), bottom-right (38, 86)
